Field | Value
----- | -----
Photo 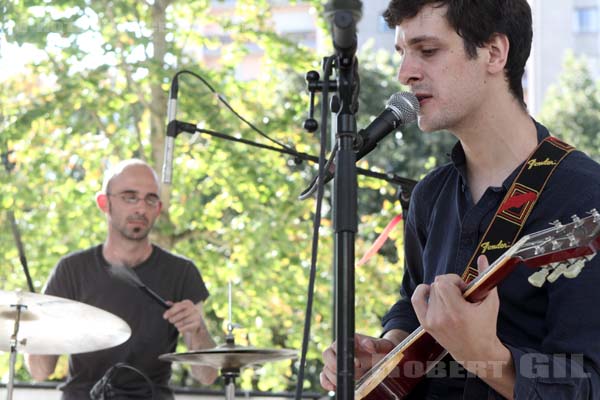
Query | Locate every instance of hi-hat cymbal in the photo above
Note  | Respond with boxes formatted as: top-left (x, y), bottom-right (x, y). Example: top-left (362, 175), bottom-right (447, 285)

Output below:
top-left (0, 290), bottom-right (131, 355)
top-left (159, 345), bottom-right (297, 369)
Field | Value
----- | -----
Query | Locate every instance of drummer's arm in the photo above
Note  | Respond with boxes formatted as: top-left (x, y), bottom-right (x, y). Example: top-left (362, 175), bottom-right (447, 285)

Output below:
top-left (164, 300), bottom-right (218, 385)
top-left (185, 302), bottom-right (218, 385)
top-left (25, 354), bottom-right (59, 381)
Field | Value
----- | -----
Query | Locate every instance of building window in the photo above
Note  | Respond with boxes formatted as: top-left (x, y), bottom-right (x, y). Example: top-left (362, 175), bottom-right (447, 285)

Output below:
top-left (574, 7), bottom-right (599, 33)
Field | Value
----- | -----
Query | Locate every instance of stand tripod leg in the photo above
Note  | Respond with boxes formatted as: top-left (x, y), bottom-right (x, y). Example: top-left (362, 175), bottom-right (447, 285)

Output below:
top-left (222, 369), bottom-right (240, 400)
top-left (6, 304), bottom-right (26, 400)
top-left (7, 346), bottom-right (16, 400)
top-left (225, 379), bottom-right (235, 400)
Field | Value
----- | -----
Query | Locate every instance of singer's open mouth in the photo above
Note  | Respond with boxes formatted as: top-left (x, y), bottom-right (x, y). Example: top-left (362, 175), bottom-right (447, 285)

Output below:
top-left (415, 94), bottom-right (432, 107)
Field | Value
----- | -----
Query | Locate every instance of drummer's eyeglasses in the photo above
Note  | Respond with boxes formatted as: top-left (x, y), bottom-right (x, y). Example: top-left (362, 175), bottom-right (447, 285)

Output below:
top-left (107, 191), bottom-right (161, 207)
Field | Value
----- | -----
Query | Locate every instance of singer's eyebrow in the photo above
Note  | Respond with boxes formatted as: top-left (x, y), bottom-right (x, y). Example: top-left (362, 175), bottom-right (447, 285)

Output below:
top-left (395, 35), bottom-right (441, 52)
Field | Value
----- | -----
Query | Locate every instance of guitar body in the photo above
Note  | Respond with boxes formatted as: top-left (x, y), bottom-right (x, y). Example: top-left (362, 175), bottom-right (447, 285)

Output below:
top-left (357, 258), bottom-right (522, 400)
top-left (362, 331), bottom-right (445, 400)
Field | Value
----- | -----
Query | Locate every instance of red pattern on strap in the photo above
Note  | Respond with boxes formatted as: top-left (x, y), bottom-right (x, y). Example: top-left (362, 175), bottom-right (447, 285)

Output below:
top-left (498, 192), bottom-right (538, 214)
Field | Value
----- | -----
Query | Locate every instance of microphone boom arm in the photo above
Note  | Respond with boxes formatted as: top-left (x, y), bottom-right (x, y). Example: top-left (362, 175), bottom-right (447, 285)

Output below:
top-left (168, 119), bottom-right (417, 198)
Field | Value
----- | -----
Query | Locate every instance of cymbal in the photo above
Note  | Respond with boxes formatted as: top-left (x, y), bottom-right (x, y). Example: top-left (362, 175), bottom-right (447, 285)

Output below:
top-left (0, 290), bottom-right (131, 355)
top-left (159, 345), bottom-right (297, 369)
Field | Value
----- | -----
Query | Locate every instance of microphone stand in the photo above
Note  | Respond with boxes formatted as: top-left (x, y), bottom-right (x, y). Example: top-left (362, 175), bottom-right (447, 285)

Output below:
top-left (326, 7), bottom-right (361, 398)
top-left (303, 4), bottom-right (362, 397)
top-left (332, 57), bottom-right (358, 400)
top-left (304, 55), bottom-right (358, 400)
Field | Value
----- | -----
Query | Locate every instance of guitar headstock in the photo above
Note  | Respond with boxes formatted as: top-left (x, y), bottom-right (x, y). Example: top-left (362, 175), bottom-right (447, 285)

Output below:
top-left (510, 209), bottom-right (600, 287)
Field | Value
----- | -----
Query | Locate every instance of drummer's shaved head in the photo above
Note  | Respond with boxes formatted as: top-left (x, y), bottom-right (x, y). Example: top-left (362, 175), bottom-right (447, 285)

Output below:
top-left (101, 159), bottom-right (160, 194)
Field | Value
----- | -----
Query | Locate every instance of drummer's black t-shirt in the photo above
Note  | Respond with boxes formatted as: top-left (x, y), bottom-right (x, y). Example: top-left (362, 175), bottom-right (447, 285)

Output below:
top-left (44, 244), bottom-right (209, 400)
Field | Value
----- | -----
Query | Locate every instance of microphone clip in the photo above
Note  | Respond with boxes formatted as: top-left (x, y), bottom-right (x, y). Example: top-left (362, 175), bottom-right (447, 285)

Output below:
top-left (169, 120), bottom-right (197, 137)
top-left (90, 365), bottom-right (118, 400)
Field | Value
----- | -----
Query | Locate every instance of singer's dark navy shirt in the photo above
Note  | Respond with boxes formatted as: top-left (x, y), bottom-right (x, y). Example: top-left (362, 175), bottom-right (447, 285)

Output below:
top-left (382, 120), bottom-right (600, 399)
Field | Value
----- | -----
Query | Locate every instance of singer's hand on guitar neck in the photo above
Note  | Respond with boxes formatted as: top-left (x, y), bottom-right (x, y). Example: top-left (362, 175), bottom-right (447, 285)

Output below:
top-left (411, 255), bottom-right (516, 399)
top-left (319, 331), bottom-right (407, 391)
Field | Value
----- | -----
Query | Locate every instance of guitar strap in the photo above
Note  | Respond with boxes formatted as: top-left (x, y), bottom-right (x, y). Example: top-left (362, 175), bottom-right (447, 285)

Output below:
top-left (461, 136), bottom-right (575, 283)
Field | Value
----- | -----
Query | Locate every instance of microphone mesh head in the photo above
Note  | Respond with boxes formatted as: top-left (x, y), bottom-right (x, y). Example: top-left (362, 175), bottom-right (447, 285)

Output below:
top-left (386, 92), bottom-right (419, 124)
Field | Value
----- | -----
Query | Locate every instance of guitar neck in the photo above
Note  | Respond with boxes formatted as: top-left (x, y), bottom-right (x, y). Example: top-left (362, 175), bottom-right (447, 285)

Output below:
top-left (462, 246), bottom-right (524, 302)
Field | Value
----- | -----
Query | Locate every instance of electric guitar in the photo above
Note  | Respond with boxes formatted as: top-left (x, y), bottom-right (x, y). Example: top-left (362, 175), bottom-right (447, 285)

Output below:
top-left (355, 209), bottom-right (600, 400)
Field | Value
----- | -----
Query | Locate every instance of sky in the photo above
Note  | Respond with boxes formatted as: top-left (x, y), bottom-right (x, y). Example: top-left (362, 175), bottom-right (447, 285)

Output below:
top-left (0, 39), bottom-right (45, 82)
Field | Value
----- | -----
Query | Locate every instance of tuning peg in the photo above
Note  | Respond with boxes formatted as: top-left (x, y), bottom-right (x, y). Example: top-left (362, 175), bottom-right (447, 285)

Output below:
top-left (547, 263), bottom-right (568, 283)
top-left (528, 268), bottom-right (550, 288)
top-left (567, 233), bottom-right (579, 247)
top-left (587, 209), bottom-right (600, 223)
top-left (571, 215), bottom-right (584, 227)
top-left (563, 258), bottom-right (586, 279)
top-left (551, 240), bottom-right (561, 251)
top-left (550, 220), bottom-right (565, 232)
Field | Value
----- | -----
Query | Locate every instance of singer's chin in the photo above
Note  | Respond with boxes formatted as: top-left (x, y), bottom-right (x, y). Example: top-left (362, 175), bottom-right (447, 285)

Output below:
top-left (415, 115), bottom-right (439, 134)
top-left (416, 116), bottom-right (429, 133)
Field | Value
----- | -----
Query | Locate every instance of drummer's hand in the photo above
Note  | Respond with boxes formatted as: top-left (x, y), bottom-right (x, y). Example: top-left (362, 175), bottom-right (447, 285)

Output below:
top-left (320, 333), bottom-right (396, 391)
top-left (163, 300), bottom-right (205, 335)
top-left (165, 300), bottom-right (218, 385)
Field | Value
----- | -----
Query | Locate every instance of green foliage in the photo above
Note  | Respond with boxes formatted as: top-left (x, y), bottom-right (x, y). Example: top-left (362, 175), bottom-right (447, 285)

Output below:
top-left (0, 0), bottom-right (458, 394)
top-left (538, 51), bottom-right (600, 161)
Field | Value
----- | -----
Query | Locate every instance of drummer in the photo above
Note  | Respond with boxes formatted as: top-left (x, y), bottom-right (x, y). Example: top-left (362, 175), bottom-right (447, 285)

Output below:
top-left (25, 159), bottom-right (218, 399)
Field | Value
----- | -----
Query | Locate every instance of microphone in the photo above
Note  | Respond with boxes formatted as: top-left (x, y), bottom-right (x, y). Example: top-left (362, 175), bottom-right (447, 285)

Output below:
top-left (90, 364), bottom-right (117, 400)
top-left (299, 91), bottom-right (419, 200)
top-left (324, 0), bottom-right (363, 65)
top-left (355, 91), bottom-right (419, 159)
top-left (161, 76), bottom-right (179, 184)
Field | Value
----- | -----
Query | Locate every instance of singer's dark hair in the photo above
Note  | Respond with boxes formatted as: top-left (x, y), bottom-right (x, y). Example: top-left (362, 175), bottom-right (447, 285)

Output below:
top-left (383, 0), bottom-right (532, 109)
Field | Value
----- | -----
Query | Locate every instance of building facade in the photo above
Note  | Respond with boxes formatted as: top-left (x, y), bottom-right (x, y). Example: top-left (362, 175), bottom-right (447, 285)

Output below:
top-left (201, 0), bottom-right (597, 115)
top-left (527, 0), bottom-right (600, 114)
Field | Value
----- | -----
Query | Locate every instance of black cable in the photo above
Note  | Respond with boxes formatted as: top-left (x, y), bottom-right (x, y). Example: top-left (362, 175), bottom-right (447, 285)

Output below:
top-left (172, 70), bottom-right (295, 152)
top-left (90, 362), bottom-right (156, 400)
top-left (294, 55), bottom-right (336, 400)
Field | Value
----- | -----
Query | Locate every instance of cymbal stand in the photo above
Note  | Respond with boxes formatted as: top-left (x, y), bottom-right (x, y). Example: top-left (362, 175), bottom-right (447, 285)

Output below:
top-left (225, 281), bottom-right (241, 347)
top-left (7, 304), bottom-right (27, 400)
top-left (221, 281), bottom-right (242, 399)
top-left (222, 368), bottom-right (240, 400)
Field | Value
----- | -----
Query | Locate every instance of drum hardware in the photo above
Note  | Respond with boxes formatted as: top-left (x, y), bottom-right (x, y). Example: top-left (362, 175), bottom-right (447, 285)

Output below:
top-left (0, 290), bottom-right (131, 400)
top-left (159, 282), bottom-right (297, 400)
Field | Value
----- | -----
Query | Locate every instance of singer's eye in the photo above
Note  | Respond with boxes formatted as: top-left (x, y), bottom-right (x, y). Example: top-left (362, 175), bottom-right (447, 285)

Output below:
top-left (421, 48), bottom-right (438, 57)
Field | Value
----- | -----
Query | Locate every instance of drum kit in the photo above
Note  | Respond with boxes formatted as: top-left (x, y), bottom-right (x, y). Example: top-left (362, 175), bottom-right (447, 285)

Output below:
top-left (0, 288), bottom-right (297, 400)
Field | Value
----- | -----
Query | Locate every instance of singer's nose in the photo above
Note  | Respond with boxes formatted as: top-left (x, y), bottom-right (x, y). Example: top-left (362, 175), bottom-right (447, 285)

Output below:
top-left (397, 56), bottom-right (423, 86)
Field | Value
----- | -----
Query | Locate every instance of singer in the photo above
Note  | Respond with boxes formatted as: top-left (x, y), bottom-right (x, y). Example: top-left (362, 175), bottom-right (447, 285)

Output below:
top-left (321, 1), bottom-right (600, 399)
top-left (25, 159), bottom-right (218, 399)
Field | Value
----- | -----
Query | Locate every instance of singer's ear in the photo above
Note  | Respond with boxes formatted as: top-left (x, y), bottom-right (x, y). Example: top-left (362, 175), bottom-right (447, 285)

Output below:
top-left (485, 33), bottom-right (509, 75)
top-left (96, 192), bottom-right (109, 213)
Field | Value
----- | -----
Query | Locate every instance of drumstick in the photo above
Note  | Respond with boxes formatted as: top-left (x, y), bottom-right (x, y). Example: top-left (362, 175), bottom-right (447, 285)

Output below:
top-left (108, 265), bottom-right (171, 309)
